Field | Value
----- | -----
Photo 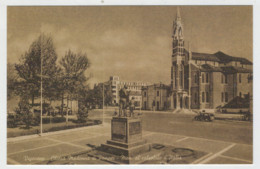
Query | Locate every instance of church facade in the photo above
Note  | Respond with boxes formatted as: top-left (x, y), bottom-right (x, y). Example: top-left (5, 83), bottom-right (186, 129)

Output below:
top-left (142, 8), bottom-right (252, 111)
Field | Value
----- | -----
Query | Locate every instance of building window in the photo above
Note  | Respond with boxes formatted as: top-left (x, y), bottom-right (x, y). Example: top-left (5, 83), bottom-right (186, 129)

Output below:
top-left (221, 92), bottom-right (224, 102)
top-left (248, 74), bottom-right (250, 83)
top-left (180, 65), bottom-right (183, 87)
top-left (144, 92), bottom-right (146, 97)
top-left (239, 92), bottom-right (242, 97)
top-left (202, 73), bottom-right (205, 83)
top-left (239, 74), bottom-right (242, 83)
top-left (206, 73), bottom-right (209, 83)
top-left (202, 92), bottom-right (205, 102)
top-left (157, 91), bottom-right (159, 96)
top-left (175, 66), bottom-right (177, 88)
top-left (194, 92), bottom-right (197, 104)
top-left (206, 92), bottom-right (209, 102)
top-left (225, 92), bottom-right (228, 102)
top-left (222, 74), bottom-right (227, 84)
top-left (171, 67), bottom-right (173, 79)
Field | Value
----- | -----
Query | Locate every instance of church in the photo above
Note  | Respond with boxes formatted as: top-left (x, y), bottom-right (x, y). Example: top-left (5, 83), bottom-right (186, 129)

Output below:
top-left (142, 8), bottom-right (253, 111)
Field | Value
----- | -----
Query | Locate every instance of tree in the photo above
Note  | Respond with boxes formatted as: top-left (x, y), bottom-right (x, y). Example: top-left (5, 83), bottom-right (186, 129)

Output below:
top-left (90, 82), bottom-right (113, 107)
top-left (15, 96), bottom-right (33, 129)
top-left (77, 103), bottom-right (88, 123)
top-left (7, 63), bottom-right (19, 100)
top-left (15, 34), bottom-right (59, 106)
top-left (59, 50), bottom-right (90, 123)
top-left (104, 83), bottom-right (113, 106)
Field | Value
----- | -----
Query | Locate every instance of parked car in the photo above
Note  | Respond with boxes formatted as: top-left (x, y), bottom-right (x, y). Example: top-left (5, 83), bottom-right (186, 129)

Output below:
top-left (242, 111), bottom-right (251, 121)
top-left (194, 111), bottom-right (215, 122)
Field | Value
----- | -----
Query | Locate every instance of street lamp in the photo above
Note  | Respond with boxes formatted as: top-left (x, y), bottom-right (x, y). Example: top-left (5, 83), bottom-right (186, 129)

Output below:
top-left (40, 35), bottom-right (43, 136)
top-left (102, 82), bottom-right (105, 126)
top-left (39, 35), bottom-right (50, 136)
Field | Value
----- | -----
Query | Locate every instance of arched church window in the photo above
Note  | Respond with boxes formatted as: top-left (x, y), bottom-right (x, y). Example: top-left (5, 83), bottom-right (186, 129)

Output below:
top-left (194, 93), bottom-right (197, 104)
top-left (206, 73), bottom-right (209, 83)
top-left (202, 92), bottom-right (205, 102)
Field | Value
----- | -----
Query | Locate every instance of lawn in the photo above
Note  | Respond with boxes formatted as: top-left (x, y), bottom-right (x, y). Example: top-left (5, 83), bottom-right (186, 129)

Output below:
top-left (7, 117), bottom-right (101, 138)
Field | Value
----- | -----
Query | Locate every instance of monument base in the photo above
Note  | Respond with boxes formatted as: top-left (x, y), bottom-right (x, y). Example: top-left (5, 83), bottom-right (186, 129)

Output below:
top-left (101, 139), bottom-right (150, 157)
top-left (98, 116), bottom-right (151, 164)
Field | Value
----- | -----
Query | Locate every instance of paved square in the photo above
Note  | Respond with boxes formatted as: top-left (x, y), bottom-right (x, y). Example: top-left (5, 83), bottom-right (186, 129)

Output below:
top-left (7, 122), bottom-right (253, 164)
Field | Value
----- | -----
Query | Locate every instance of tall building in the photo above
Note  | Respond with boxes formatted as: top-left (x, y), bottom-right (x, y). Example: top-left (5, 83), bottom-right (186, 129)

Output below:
top-left (109, 76), bottom-right (151, 107)
top-left (142, 7), bottom-right (253, 111)
top-left (170, 7), bottom-right (253, 110)
top-left (170, 7), bottom-right (188, 109)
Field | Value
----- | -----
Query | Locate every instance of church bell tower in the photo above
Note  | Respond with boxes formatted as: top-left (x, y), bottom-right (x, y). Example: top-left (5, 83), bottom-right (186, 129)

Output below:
top-left (171, 7), bottom-right (187, 109)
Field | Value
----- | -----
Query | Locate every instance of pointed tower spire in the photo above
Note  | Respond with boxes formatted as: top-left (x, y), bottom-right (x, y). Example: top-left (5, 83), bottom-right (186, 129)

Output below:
top-left (176, 6), bottom-right (181, 21)
top-left (173, 6), bottom-right (184, 40)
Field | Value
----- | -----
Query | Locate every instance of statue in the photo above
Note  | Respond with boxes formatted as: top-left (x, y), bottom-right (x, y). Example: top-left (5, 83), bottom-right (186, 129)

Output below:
top-left (129, 97), bottom-right (135, 117)
top-left (119, 85), bottom-right (129, 117)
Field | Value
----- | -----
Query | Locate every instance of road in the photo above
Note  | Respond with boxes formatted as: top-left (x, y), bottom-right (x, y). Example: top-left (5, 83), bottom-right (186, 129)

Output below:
top-left (142, 112), bottom-right (252, 145)
top-left (7, 110), bottom-right (253, 164)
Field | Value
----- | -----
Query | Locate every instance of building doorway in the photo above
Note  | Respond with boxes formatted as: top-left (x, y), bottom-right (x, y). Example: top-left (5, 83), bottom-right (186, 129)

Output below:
top-left (185, 97), bottom-right (188, 109)
top-left (157, 101), bottom-right (160, 110)
top-left (174, 98), bottom-right (176, 109)
top-left (180, 97), bottom-right (183, 108)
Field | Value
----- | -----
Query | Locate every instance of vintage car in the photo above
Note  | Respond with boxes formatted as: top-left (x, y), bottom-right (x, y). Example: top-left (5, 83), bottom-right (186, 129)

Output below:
top-left (194, 111), bottom-right (215, 122)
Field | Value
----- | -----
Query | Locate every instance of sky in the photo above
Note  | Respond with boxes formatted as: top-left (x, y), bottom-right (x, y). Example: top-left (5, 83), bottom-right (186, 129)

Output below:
top-left (7, 6), bottom-right (252, 87)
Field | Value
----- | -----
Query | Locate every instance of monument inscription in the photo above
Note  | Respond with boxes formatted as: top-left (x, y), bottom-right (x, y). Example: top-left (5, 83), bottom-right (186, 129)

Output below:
top-left (129, 122), bottom-right (141, 135)
top-left (112, 120), bottom-right (127, 142)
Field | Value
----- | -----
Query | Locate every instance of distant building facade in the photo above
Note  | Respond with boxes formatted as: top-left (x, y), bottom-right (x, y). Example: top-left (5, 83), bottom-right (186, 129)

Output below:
top-left (141, 83), bottom-right (171, 111)
top-left (108, 76), bottom-right (151, 107)
top-left (169, 8), bottom-right (252, 110)
top-left (142, 8), bottom-right (253, 111)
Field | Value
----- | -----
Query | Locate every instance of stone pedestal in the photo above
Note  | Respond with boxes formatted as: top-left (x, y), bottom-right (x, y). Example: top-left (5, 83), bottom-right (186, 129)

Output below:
top-left (100, 117), bottom-right (150, 163)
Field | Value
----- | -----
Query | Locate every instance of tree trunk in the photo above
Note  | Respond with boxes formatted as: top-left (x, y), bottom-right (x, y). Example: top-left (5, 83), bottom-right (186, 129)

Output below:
top-left (71, 98), bottom-right (73, 115)
top-left (66, 95), bottom-right (69, 126)
top-left (49, 100), bottom-right (52, 124)
top-left (61, 93), bottom-right (64, 117)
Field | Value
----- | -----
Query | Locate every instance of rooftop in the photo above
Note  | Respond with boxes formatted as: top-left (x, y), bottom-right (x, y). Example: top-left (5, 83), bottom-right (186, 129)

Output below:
top-left (200, 64), bottom-right (252, 73)
top-left (185, 50), bottom-right (252, 65)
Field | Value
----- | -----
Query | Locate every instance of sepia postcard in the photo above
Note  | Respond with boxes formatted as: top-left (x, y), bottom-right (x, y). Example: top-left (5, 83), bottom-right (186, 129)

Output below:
top-left (1, 1), bottom-right (259, 168)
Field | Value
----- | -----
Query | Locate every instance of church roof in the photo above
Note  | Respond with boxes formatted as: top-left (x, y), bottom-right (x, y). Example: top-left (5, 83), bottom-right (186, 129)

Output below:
top-left (192, 52), bottom-right (220, 62)
top-left (221, 66), bottom-right (252, 73)
top-left (200, 64), bottom-right (252, 73)
top-left (214, 51), bottom-right (252, 65)
top-left (189, 51), bottom-right (252, 65)
top-left (200, 64), bottom-right (222, 72)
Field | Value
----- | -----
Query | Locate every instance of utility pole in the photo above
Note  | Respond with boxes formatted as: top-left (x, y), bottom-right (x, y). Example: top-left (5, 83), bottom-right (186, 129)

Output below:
top-left (188, 42), bottom-right (192, 110)
top-left (102, 82), bottom-right (105, 125)
top-left (40, 34), bottom-right (43, 136)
